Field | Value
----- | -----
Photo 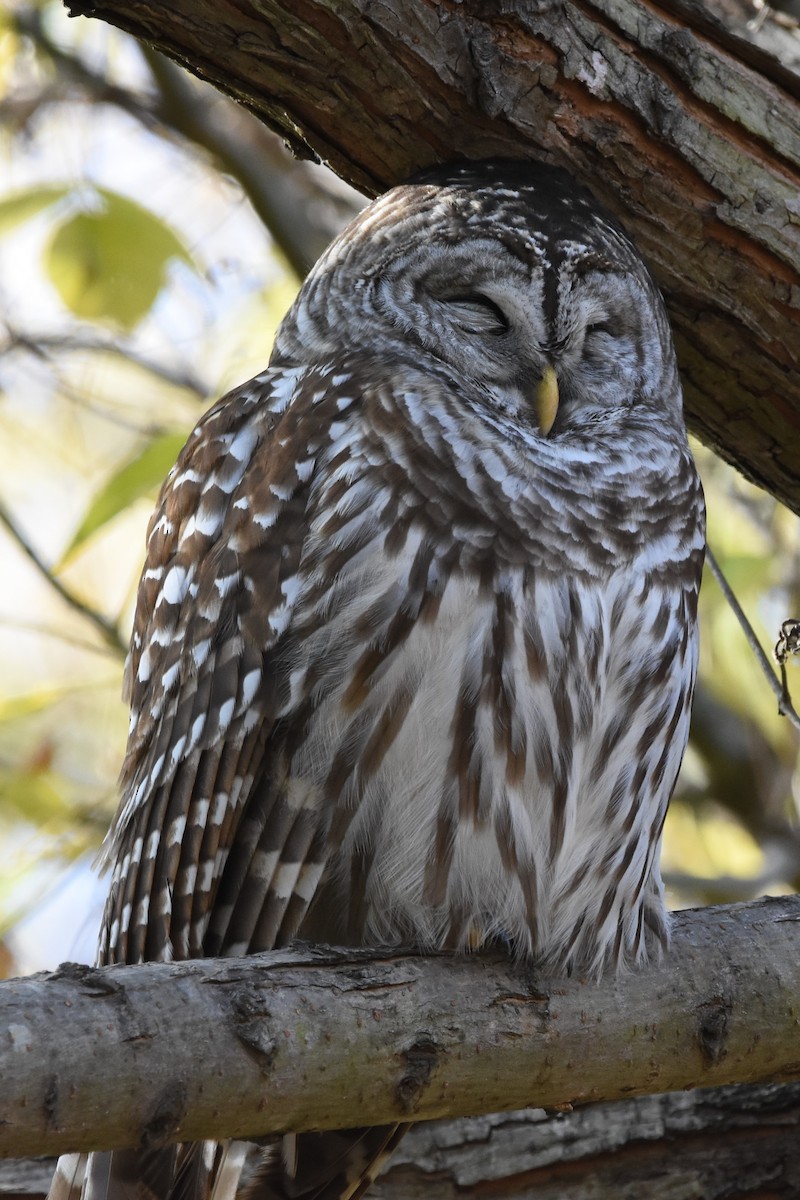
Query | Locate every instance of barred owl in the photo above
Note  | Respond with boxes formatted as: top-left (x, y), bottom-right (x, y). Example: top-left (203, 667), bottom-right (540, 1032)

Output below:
top-left (50, 159), bottom-right (705, 1200)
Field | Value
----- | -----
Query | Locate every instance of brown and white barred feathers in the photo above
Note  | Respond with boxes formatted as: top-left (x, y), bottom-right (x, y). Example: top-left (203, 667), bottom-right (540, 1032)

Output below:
top-left (48, 159), bottom-right (705, 1200)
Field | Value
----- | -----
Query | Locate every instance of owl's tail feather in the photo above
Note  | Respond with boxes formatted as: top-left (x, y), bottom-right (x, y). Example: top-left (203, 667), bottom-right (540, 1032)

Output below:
top-left (48, 1144), bottom-right (249, 1200)
top-left (47, 1127), bottom-right (406, 1200)
top-left (48, 1154), bottom-right (86, 1200)
top-left (48, 1150), bottom-right (180, 1200)
top-left (241, 1126), bottom-right (411, 1200)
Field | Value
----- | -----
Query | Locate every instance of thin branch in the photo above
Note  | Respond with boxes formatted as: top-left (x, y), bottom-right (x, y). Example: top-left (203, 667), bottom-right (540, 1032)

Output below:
top-left (0, 501), bottom-right (126, 657)
top-left (704, 544), bottom-right (800, 734)
top-left (2, 325), bottom-right (208, 399)
top-left (0, 616), bottom-right (124, 658)
top-left (2, 325), bottom-right (207, 443)
top-left (664, 864), bottom-right (800, 901)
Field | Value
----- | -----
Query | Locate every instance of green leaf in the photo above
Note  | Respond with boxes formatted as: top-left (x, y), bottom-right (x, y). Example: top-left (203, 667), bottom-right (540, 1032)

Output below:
top-left (63, 431), bottom-right (187, 560)
top-left (45, 190), bottom-right (194, 329)
top-left (0, 186), bottom-right (70, 236)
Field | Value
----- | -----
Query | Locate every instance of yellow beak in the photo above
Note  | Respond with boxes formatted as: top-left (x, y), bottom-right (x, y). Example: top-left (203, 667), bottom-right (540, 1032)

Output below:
top-left (535, 365), bottom-right (559, 437)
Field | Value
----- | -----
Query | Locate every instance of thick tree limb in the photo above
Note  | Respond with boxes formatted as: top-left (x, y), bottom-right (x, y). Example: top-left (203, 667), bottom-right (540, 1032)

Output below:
top-left (62, 0), bottom-right (800, 513)
top-left (375, 1083), bottom-right (800, 1197)
top-left (6, 1083), bottom-right (800, 1198)
top-left (6, 1084), bottom-right (800, 1199)
top-left (2, 896), bottom-right (800, 1160)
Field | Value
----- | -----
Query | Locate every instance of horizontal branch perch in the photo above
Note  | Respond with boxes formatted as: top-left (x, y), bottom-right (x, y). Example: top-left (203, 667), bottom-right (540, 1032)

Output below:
top-left (3, 896), bottom-right (800, 1160)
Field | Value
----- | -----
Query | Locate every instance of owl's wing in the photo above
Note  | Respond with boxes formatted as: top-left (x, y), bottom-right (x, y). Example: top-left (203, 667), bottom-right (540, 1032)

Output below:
top-left (49, 361), bottom-right (388, 1200)
top-left (101, 362), bottom-right (324, 968)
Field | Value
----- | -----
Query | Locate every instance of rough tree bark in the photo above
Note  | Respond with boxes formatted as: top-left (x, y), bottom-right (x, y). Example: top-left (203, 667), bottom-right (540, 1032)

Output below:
top-left (5, 1085), bottom-right (800, 1200)
top-left (62, 0), bottom-right (800, 515)
top-left (375, 1084), bottom-right (800, 1198)
top-left (2, 898), bottom-right (800, 1161)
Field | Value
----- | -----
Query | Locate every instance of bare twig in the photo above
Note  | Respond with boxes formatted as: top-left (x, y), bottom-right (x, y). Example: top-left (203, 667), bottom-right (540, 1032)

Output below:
top-left (4, 8), bottom-right (161, 132)
top-left (2, 325), bottom-right (208, 399)
top-left (0, 501), bottom-right (126, 657)
top-left (705, 544), bottom-right (800, 734)
top-left (0, 616), bottom-right (124, 658)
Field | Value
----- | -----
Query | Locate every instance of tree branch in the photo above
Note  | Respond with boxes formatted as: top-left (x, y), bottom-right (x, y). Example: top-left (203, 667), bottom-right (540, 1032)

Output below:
top-left (0, 500), bottom-right (126, 657)
top-left (2, 896), bottom-right (800, 1160)
top-left (375, 1082), bottom-right (800, 1198)
top-left (705, 544), bottom-right (800, 732)
top-left (2, 323), bottom-right (207, 402)
top-left (6, 1083), bottom-right (800, 1199)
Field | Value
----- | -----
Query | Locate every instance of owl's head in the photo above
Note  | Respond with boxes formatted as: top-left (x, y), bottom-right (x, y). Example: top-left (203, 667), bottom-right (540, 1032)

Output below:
top-left (273, 159), bottom-right (683, 439)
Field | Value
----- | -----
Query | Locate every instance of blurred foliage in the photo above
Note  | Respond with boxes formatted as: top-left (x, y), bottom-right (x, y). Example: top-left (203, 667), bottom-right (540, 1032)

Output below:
top-left (61, 430), bottom-right (188, 560)
top-left (45, 189), bottom-right (194, 329)
top-left (0, 0), bottom-right (798, 980)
